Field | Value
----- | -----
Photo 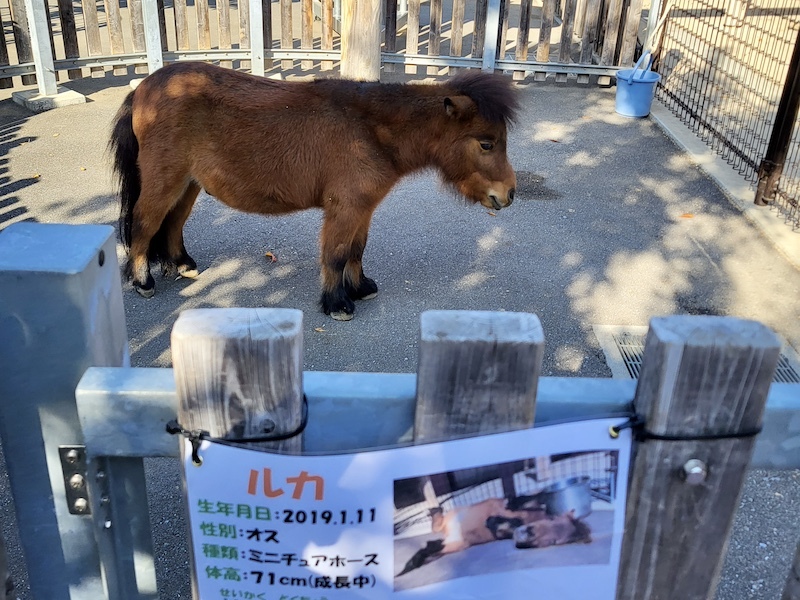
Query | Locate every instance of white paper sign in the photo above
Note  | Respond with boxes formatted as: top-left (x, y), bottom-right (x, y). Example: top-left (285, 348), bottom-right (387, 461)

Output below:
top-left (184, 418), bottom-right (632, 600)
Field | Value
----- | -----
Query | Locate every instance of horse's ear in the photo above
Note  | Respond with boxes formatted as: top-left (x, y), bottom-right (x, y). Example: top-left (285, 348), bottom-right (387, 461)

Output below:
top-left (444, 95), bottom-right (475, 119)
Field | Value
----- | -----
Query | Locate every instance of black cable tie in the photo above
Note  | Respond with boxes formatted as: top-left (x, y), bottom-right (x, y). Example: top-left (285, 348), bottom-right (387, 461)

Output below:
top-left (166, 395), bottom-right (310, 464)
top-left (609, 413), bottom-right (762, 442)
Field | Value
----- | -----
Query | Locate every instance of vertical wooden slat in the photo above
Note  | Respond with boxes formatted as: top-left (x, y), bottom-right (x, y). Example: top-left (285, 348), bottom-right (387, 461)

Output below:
top-left (172, 308), bottom-right (305, 455)
top-left (383, 0), bottom-right (397, 72)
top-left (556, 0), bottom-right (577, 81)
top-left (239, 0), bottom-right (251, 70)
top-left (450, 0), bottom-right (465, 63)
top-left (0, 11), bottom-right (14, 88)
top-left (301, 0), bottom-right (312, 69)
top-left (535, 0), bottom-right (556, 81)
top-left (599, 0), bottom-right (623, 66)
top-left (513, 0), bottom-right (531, 80)
top-left (471, 0), bottom-right (486, 58)
top-left (174, 0), bottom-right (190, 50)
top-left (263, 0), bottom-right (273, 69)
top-left (559, 0), bottom-right (577, 62)
top-left (404, 0), bottom-right (419, 74)
top-left (617, 316), bottom-right (781, 600)
top-left (280, 0), bottom-right (292, 69)
top-left (196, 0), bottom-right (212, 49)
top-left (9, 0), bottom-right (36, 85)
top-left (496, 0), bottom-right (508, 61)
top-left (157, 0), bottom-right (168, 50)
top-left (56, 0), bottom-right (82, 78)
top-left (219, 0), bottom-right (232, 68)
top-left (574, 0), bottom-right (587, 38)
top-left (579, 0), bottom-right (601, 64)
top-left (45, 0), bottom-right (59, 82)
top-left (414, 311), bottom-right (544, 444)
top-left (81, 0), bottom-right (104, 77)
top-left (104, 0), bottom-right (128, 75)
top-left (321, 0), bottom-right (333, 70)
top-left (130, 0), bottom-right (148, 74)
top-left (426, 0), bottom-right (441, 74)
top-left (618, 0), bottom-right (643, 66)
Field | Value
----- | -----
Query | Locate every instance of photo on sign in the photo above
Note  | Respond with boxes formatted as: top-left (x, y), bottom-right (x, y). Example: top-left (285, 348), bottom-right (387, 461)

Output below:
top-left (392, 450), bottom-right (621, 591)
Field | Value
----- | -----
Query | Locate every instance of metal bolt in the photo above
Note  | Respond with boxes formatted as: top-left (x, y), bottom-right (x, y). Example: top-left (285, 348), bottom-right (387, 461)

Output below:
top-left (73, 498), bottom-right (89, 513)
top-left (100, 495), bottom-right (110, 506)
top-left (104, 520), bottom-right (112, 530)
top-left (682, 459), bottom-right (708, 485)
top-left (96, 470), bottom-right (106, 481)
top-left (65, 449), bottom-right (80, 464)
top-left (69, 474), bottom-right (85, 490)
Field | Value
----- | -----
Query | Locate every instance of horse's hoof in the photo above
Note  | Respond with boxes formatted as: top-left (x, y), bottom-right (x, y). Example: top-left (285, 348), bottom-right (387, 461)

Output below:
top-left (135, 284), bottom-right (155, 298)
top-left (346, 276), bottom-right (378, 301)
top-left (177, 267), bottom-right (200, 279)
top-left (330, 311), bottom-right (354, 321)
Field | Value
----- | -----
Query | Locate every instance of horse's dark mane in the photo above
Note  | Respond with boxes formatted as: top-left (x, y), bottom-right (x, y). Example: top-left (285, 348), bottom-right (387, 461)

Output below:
top-left (449, 70), bottom-right (520, 127)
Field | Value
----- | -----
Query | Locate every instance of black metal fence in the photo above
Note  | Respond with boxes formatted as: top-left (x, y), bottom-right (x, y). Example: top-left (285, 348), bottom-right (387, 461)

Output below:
top-left (653, 0), bottom-right (800, 229)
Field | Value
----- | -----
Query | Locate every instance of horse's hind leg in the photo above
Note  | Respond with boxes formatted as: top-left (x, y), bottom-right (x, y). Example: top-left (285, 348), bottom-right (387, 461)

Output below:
top-left (127, 169), bottom-right (191, 297)
top-left (343, 225), bottom-right (378, 301)
top-left (158, 181), bottom-right (201, 279)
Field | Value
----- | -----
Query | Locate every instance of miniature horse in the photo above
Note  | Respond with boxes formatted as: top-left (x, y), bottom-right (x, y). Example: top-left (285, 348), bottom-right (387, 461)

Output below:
top-left (397, 497), bottom-right (545, 576)
top-left (110, 62), bottom-right (519, 320)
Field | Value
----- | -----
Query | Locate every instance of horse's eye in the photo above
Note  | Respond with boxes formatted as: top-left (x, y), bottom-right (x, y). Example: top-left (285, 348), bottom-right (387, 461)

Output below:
top-left (480, 141), bottom-right (495, 151)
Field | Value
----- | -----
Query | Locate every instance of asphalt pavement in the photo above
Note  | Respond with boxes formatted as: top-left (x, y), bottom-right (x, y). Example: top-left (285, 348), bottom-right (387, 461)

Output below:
top-left (0, 70), bottom-right (798, 599)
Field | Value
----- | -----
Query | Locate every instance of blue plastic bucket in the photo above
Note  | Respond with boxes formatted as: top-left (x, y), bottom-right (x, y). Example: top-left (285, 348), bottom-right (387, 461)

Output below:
top-left (615, 52), bottom-right (661, 118)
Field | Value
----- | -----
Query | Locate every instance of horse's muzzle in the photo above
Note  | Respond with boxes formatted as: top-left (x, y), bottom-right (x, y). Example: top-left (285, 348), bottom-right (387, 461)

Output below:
top-left (489, 188), bottom-right (515, 210)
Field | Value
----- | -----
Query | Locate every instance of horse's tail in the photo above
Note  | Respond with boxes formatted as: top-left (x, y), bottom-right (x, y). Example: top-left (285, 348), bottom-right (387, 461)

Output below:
top-left (109, 90), bottom-right (140, 250)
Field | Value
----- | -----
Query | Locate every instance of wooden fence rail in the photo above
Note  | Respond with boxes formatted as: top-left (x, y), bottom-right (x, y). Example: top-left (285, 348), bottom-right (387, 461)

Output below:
top-left (1, 222), bottom-right (799, 600)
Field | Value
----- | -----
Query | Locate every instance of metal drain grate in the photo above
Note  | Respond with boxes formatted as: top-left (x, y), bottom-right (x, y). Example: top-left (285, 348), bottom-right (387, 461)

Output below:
top-left (593, 325), bottom-right (800, 384)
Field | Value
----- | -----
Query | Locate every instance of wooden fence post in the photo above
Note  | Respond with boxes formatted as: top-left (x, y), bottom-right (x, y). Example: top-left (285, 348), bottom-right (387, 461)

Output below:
top-left (171, 308), bottom-right (305, 454)
top-left (784, 542), bottom-right (800, 600)
top-left (617, 316), bottom-right (781, 600)
top-left (340, 0), bottom-right (381, 80)
top-left (414, 310), bottom-right (544, 443)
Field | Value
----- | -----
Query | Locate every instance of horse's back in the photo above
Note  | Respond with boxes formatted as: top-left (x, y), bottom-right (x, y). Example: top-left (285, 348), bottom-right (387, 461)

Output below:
top-left (130, 63), bottom-right (345, 211)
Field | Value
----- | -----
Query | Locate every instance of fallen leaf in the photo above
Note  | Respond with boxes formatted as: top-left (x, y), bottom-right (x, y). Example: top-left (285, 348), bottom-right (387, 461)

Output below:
top-left (487, 211), bottom-right (497, 216)
top-left (264, 251), bottom-right (277, 262)
top-left (53, 133), bottom-right (59, 137)
top-left (314, 327), bottom-right (326, 333)
top-left (680, 213), bottom-right (694, 219)
top-left (80, 167), bottom-right (86, 171)
top-left (32, 173), bottom-right (40, 179)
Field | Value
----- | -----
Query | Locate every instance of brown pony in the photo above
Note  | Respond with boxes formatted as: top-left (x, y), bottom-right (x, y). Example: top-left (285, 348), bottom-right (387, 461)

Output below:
top-left (397, 497), bottom-right (545, 576)
top-left (110, 62), bottom-right (518, 320)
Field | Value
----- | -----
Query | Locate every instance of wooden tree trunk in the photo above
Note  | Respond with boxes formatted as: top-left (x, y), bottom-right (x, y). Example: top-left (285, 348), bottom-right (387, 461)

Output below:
top-left (341, 0), bottom-right (381, 80)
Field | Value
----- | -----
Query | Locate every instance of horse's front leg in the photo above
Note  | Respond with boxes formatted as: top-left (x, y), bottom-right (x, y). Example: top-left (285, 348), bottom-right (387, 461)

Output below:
top-left (319, 206), bottom-right (377, 320)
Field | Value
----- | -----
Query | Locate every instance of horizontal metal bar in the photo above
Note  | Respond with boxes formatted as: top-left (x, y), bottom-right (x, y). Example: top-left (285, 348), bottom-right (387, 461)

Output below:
top-left (3, 53), bottom-right (619, 80)
top-left (381, 53), bottom-right (483, 68)
top-left (494, 59), bottom-right (621, 76)
top-left (76, 368), bottom-right (800, 469)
